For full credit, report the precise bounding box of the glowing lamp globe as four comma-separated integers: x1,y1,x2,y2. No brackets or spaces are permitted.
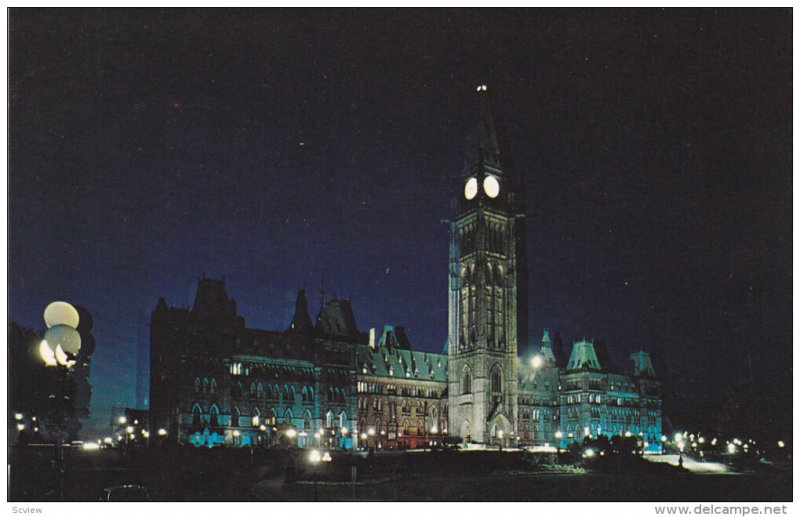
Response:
44,324,82,356
43,301,80,330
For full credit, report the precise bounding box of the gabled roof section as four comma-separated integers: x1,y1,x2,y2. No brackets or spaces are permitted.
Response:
238,328,313,361
356,345,447,383
566,340,602,371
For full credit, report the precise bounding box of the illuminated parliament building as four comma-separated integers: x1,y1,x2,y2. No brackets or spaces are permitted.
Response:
149,87,663,451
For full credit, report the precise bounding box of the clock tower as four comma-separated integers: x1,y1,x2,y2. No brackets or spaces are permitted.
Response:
447,85,526,444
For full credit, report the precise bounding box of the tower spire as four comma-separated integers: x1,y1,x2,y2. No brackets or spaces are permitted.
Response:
462,84,506,180
288,288,313,334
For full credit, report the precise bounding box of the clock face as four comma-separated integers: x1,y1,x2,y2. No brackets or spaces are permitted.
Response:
483,175,500,198
464,177,478,200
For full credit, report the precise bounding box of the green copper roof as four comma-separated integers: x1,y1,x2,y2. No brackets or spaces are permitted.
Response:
566,340,602,371
356,344,447,383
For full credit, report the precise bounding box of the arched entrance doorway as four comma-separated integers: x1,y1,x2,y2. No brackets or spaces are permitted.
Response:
489,414,512,447
459,420,472,444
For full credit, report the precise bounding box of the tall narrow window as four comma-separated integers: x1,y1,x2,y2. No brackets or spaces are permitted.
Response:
491,370,502,394
192,405,201,428
462,371,472,394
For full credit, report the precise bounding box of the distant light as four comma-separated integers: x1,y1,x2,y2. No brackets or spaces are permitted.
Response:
555,431,563,439
83,443,100,450
233,430,241,437
583,449,595,458
430,425,438,434
584,427,590,436
309,449,321,464
625,431,632,438
286,429,297,439
134,420,139,425
341,427,349,435
360,433,367,440
530,355,543,369
698,437,705,444
33,428,39,433
251,416,259,427
380,430,385,436
498,430,504,439
126,426,134,434
368,428,375,436
476,84,488,92
16,424,24,431
778,440,785,448
322,452,332,463
661,435,667,443
259,425,267,431
711,438,717,446
674,433,683,442
157,428,167,436
314,432,321,438
14,413,23,421
727,443,736,454
104,437,113,444
119,416,127,425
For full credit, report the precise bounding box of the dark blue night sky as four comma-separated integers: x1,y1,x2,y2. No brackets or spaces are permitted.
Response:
9,9,792,436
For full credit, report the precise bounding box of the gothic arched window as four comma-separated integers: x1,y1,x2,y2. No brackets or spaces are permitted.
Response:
231,407,240,428
209,405,219,427
192,404,201,428
462,371,472,395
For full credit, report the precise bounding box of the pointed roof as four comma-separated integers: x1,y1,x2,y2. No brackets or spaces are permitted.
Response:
192,277,238,318
566,340,602,371
315,298,359,339
541,328,552,348
630,350,657,378
287,288,313,334
462,85,507,179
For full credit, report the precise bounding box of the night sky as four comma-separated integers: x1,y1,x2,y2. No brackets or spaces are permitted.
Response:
9,9,792,436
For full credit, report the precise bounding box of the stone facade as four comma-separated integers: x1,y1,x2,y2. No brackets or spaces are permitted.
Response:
148,87,662,450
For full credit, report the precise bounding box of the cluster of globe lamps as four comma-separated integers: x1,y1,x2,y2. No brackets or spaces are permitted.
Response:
39,301,81,368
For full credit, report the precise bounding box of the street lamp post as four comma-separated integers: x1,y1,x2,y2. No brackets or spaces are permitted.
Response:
39,301,82,501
